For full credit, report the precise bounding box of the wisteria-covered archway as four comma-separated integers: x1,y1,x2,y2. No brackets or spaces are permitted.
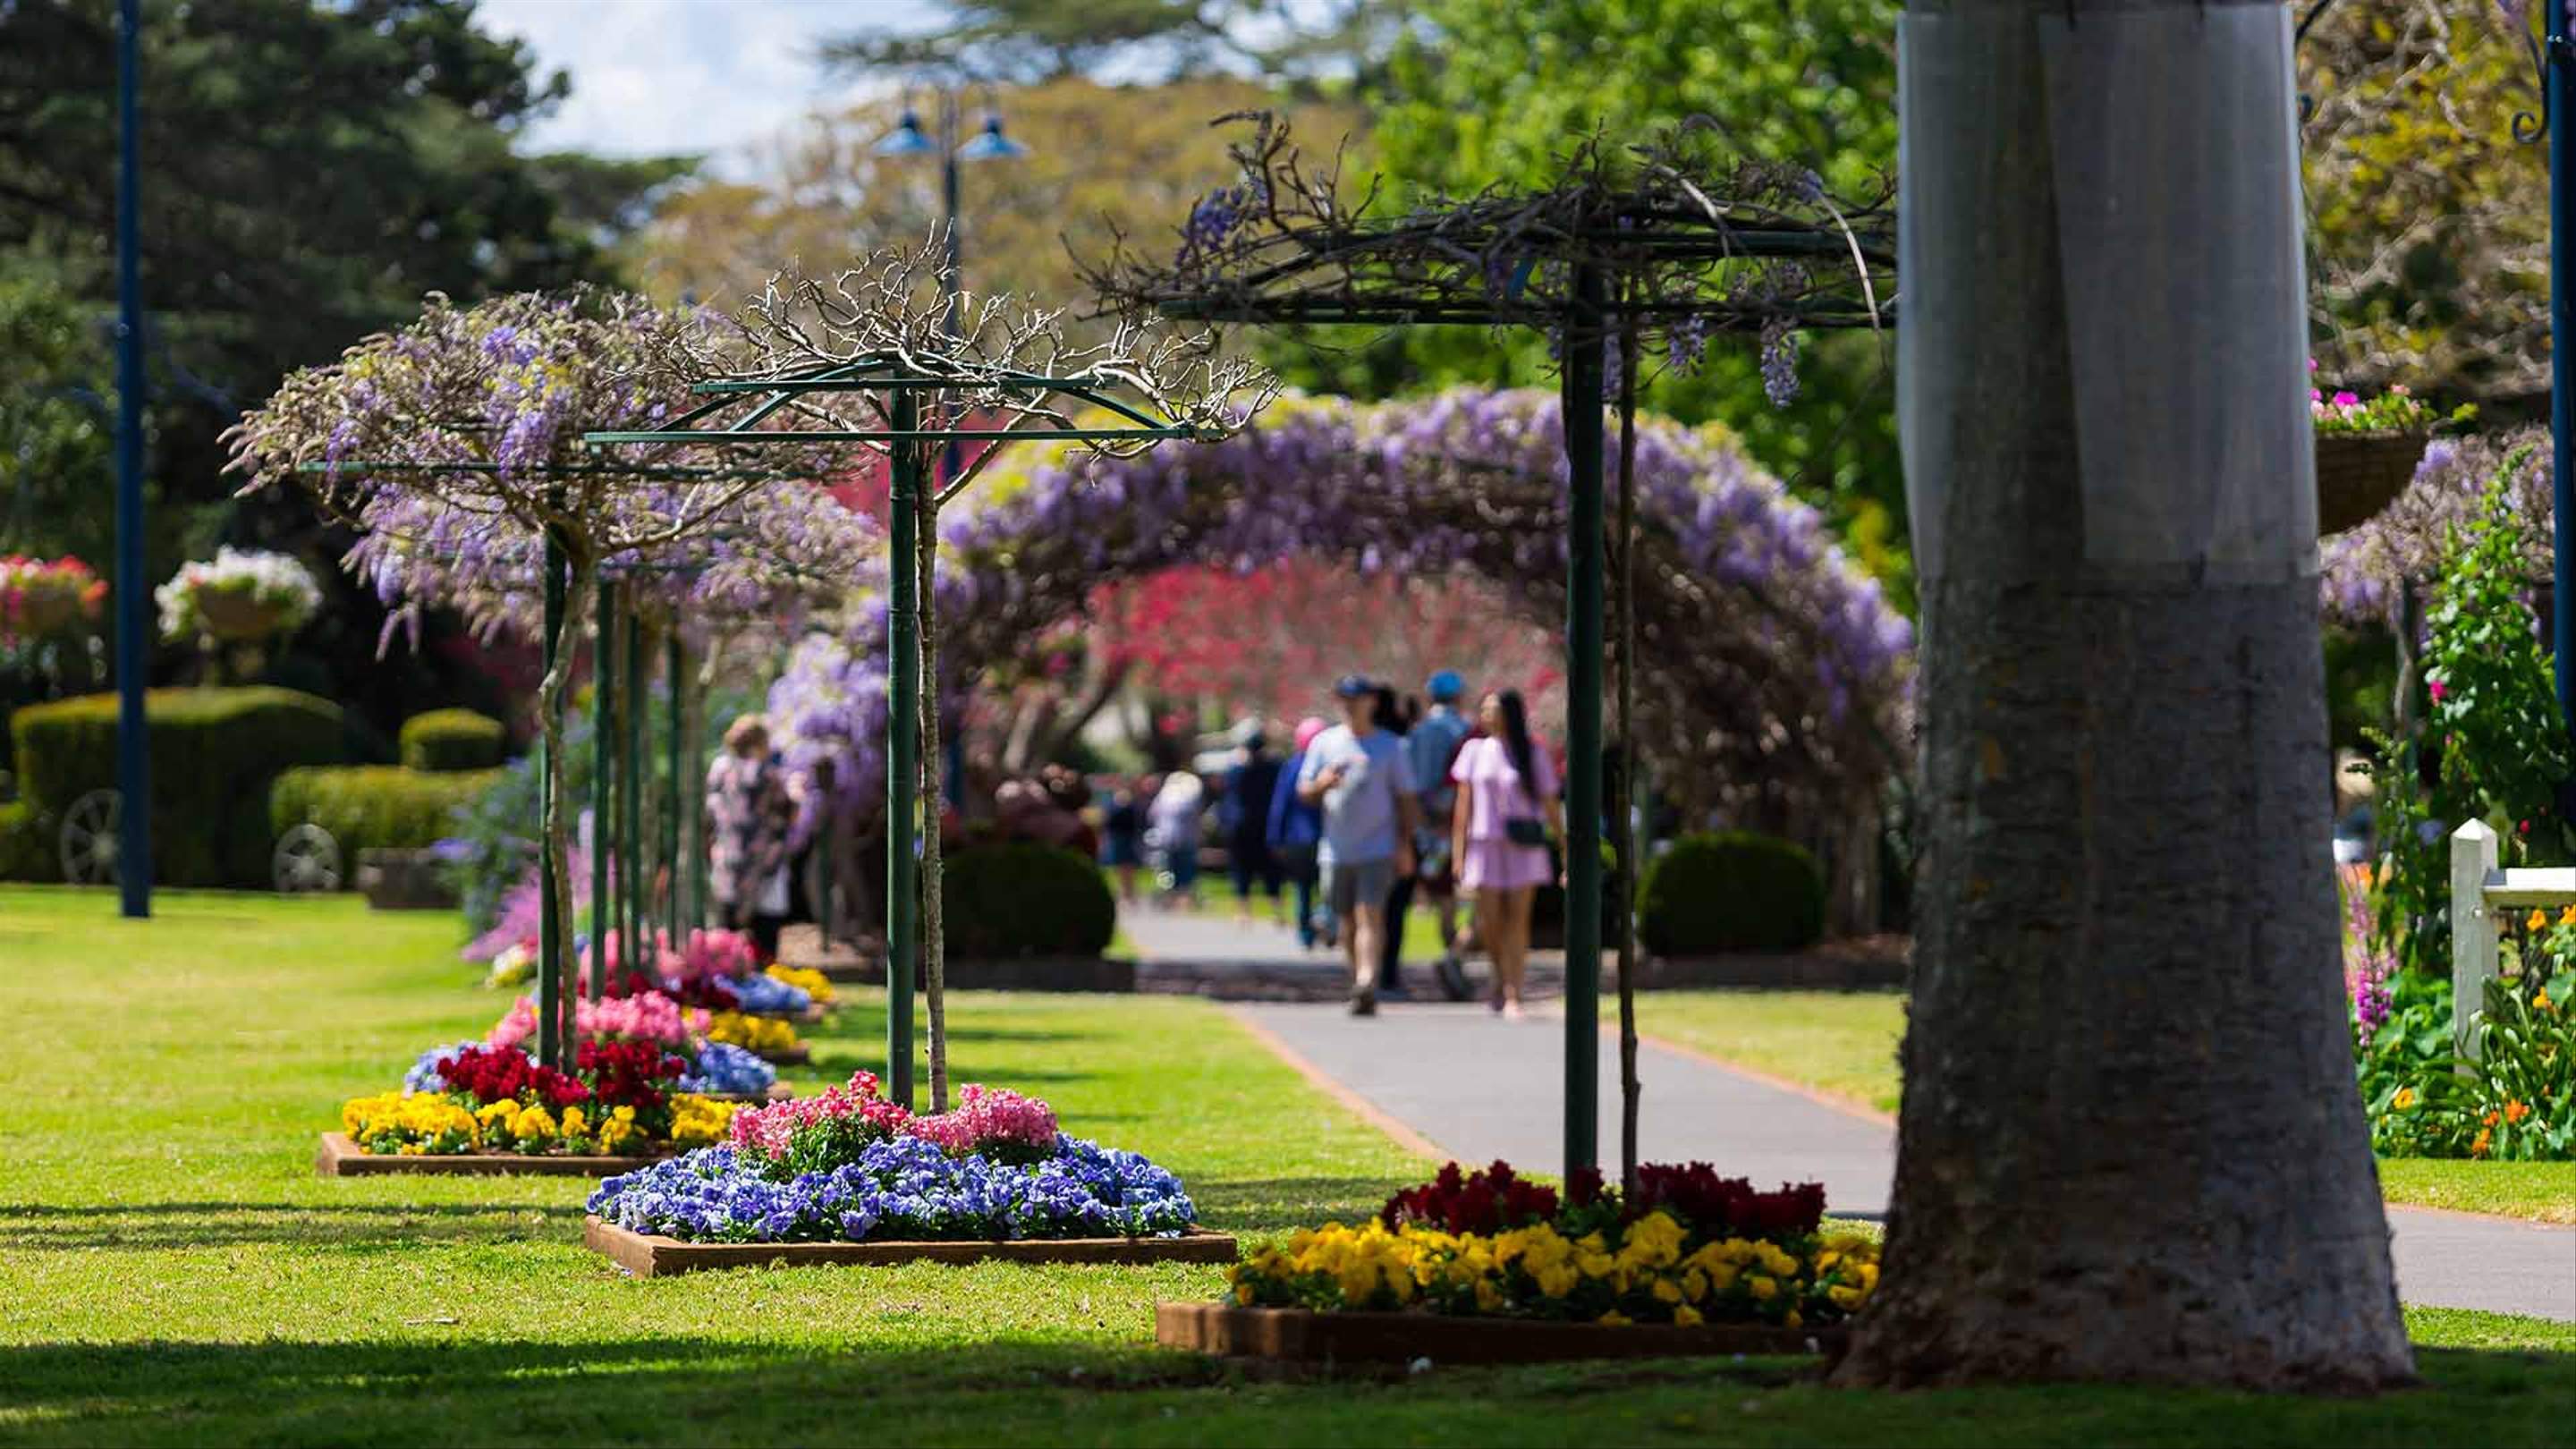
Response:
770,386,1914,868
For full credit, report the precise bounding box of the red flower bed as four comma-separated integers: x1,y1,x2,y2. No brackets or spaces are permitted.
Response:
1382,1159,1826,1241
578,1038,685,1111
436,1045,591,1109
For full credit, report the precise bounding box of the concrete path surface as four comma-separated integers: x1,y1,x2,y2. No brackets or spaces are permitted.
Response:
1233,1000,2576,1323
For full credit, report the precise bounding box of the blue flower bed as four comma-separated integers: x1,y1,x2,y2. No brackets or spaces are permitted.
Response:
587,1136,1197,1244
676,1040,777,1096
724,972,812,1017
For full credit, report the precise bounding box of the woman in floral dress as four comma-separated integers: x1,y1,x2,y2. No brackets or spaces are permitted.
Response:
705,715,794,961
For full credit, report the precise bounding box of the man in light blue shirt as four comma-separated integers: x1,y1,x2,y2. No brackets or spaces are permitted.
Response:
1297,674,1421,1015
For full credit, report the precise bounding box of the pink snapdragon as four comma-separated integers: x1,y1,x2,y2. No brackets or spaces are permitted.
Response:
487,989,707,1051
729,1069,912,1158
908,1084,1060,1157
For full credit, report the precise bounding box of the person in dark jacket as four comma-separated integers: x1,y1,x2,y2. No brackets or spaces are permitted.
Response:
1267,716,1330,949
1223,729,1285,925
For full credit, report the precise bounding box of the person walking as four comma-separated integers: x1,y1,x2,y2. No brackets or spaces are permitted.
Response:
1222,727,1285,925
1450,688,1562,1018
1148,768,1207,909
1298,675,1423,1015
1268,715,1330,949
1099,776,1148,903
1369,685,1421,996
705,714,794,962
1400,669,1475,998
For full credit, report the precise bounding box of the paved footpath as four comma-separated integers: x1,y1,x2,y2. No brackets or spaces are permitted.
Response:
1232,999,2576,1323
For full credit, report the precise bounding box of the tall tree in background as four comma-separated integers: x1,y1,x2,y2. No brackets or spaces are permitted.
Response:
824,0,1411,89
0,0,688,731
1361,0,1911,604
1836,0,2411,1387
627,78,1359,319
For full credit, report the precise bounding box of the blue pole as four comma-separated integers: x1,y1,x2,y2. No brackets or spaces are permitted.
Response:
2552,2,2575,731
113,0,151,919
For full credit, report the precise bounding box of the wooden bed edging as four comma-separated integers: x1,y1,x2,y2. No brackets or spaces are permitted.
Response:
582,1216,1239,1277
315,1132,666,1178
751,1045,811,1066
1153,1301,1841,1364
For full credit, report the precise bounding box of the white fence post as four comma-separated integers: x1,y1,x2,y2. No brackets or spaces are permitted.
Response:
2449,819,2499,1061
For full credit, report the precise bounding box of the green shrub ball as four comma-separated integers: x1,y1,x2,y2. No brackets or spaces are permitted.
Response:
398,708,508,772
942,843,1117,958
1636,831,1826,955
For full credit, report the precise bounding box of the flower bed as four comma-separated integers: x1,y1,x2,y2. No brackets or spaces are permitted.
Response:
321,1041,737,1177
1159,1160,1877,1365
580,1073,1224,1274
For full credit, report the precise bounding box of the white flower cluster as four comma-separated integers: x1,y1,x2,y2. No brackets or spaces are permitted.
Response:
157,546,324,643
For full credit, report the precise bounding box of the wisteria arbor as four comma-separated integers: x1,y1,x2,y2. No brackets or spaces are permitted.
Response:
227,290,863,1066
769,386,1912,889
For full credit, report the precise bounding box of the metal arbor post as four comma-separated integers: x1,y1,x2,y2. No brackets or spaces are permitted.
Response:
623,589,648,969
113,0,151,919
1560,266,1608,1181
665,630,684,946
2553,1,2576,730
886,395,924,1109
590,578,614,996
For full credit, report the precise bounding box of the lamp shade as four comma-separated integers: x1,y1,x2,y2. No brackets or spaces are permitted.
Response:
956,114,1029,162
872,109,936,157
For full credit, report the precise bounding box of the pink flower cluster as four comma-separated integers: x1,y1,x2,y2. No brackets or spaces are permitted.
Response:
674,928,760,984
729,1069,913,1158
487,989,708,1052
725,1072,1062,1161
908,1084,1060,1157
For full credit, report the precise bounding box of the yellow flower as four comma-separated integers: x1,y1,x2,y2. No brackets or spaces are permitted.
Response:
1473,1280,1504,1313
2529,909,2549,931
1597,1311,1631,1327
1650,1277,1683,1305
2539,989,2556,1013
2392,1087,2418,1110
1682,1268,1710,1302
1748,1275,1779,1301
2472,1127,2494,1158
1783,1310,1802,1330
2506,1099,2532,1124
2557,905,2575,927
1673,1305,1703,1327
1576,1250,1616,1280
1828,1285,1866,1310
1537,1265,1579,1300
1234,1281,1258,1306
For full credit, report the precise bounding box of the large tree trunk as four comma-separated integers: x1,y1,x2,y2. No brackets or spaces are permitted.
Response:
1836,0,2412,1390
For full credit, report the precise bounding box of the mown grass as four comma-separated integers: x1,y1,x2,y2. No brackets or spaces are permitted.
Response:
1638,987,2576,1225
0,886,2568,1446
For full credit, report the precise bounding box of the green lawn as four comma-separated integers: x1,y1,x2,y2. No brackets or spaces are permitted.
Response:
1637,989,1907,1116
1,886,2571,1446
1637,987,2576,1226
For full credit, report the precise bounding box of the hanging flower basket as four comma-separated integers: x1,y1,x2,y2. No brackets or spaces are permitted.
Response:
0,555,106,648
157,547,321,648
193,589,297,643
2316,431,2427,537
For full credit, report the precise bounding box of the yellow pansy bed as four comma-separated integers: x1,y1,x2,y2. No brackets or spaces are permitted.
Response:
1158,1159,1879,1365
766,964,836,1006
706,1010,806,1062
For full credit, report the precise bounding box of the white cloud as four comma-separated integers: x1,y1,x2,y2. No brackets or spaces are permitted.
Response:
477,0,928,165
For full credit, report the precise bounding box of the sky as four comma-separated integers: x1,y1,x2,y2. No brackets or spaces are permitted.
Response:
476,0,936,164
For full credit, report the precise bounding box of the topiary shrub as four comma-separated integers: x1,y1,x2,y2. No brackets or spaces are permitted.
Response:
270,765,503,858
11,687,346,886
399,708,507,772
941,843,1117,958
1637,832,1826,955
0,799,54,882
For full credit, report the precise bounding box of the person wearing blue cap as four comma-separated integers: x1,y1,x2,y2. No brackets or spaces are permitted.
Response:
1296,673,1424,1015
1388,669,1474,999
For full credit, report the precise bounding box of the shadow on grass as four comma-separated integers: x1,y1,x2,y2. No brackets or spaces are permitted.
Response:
1186,1174,1413,1232
0,1336,2566,1449
0,1201,575,1251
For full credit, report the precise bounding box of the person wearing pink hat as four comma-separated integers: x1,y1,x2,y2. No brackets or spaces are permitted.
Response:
1267,715,1332,949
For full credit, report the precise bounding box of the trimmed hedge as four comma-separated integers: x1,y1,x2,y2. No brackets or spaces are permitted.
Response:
10,688,346,886
942,842,1118,958
400,708,507,772
0,800,52,882
1637,831,1826,955
270,766,503,858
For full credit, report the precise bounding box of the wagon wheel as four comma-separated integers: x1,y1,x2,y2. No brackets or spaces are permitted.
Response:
272,823,343,894
57,788,122,886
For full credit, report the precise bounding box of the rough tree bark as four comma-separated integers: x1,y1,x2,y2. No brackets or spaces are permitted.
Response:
1835,0,2414,1390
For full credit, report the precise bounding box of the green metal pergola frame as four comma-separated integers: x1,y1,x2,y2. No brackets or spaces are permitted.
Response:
1139,219,1894,1181
586,357,1219,1108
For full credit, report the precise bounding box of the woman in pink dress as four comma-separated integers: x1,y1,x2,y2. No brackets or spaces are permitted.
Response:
1449,689,1563,1017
